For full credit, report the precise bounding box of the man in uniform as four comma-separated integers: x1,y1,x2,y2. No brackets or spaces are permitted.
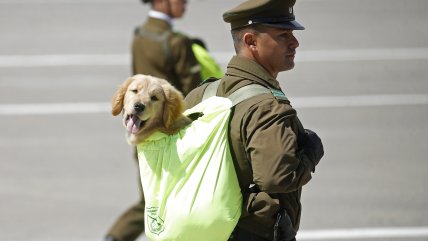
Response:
185,0,324,240
104,0,201,241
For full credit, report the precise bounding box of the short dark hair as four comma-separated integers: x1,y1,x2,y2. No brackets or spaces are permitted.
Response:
231,24,266,53
141,0,152,4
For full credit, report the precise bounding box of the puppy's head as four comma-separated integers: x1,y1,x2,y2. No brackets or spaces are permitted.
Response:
112,74,188,144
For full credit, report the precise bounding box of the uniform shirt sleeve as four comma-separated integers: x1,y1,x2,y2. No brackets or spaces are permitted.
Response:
242,99,314,193
170,36,202,96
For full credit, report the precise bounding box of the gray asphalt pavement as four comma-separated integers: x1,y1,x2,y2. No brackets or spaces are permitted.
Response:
1,0,428,241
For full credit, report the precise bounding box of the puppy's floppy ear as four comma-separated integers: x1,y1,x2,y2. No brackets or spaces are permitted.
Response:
112,77,133,116
162,84,185,129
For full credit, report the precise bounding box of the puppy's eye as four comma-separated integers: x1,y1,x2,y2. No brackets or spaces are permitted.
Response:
130,89,138,94
151,96,158,101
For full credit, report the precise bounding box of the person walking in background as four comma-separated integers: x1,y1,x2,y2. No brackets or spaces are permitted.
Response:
104,0,206,241
184,0,324,240
132,0,201,96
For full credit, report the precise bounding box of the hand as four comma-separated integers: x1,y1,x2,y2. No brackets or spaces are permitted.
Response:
299,129,324,170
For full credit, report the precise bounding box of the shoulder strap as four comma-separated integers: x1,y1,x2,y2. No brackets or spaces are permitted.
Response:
228,84,271,106
202,79,272,106
202,78,221,101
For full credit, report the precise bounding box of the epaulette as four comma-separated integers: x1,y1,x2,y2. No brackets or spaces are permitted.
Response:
270,88,289,102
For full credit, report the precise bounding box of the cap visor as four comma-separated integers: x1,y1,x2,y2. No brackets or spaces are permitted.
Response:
263,20,305,30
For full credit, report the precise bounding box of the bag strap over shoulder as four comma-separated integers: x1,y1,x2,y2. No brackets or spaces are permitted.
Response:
202,78,221,101
228,84,271,106
202,79,273,106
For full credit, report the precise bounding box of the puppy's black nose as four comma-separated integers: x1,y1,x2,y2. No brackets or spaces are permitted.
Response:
134,103,145,113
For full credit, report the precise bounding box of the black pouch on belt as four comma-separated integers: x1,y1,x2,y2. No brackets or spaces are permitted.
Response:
273,209,297,241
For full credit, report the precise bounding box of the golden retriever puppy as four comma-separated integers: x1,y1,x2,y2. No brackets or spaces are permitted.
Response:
111,74,191,144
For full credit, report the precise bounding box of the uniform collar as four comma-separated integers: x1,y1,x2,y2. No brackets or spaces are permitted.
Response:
148,10,173,27
146,16,173,31
226,56,281,90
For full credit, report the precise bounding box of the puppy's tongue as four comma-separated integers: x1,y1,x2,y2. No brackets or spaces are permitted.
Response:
127,115,142,134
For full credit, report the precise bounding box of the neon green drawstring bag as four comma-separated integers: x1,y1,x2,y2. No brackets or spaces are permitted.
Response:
137,96,241,241
136,80,272,241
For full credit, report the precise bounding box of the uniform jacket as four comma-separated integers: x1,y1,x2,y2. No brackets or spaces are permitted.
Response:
132,17,201,95
185,56,316,240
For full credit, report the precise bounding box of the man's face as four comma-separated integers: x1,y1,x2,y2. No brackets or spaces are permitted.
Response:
169,0,187,18
254,27,299,76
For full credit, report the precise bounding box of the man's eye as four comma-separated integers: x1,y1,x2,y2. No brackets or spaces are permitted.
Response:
151,96,158,101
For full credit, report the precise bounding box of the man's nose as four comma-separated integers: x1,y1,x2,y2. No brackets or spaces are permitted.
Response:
291,35,299,49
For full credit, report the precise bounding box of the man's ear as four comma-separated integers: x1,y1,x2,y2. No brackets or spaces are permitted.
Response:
243,32,257,50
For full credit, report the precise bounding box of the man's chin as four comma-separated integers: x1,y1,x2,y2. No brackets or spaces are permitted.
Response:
282,63,295,72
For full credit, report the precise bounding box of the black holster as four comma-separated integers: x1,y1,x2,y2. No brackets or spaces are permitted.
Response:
273,209,296,241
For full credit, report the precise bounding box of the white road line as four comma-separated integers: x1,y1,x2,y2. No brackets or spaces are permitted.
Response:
292,94,428,108
1,48,427,67
1,94,427,116
0,54,128,67
0,0,124,3
27,227,428,241
0,0,422,4
295,48,428,62
297,226,428,240
0,102,110,115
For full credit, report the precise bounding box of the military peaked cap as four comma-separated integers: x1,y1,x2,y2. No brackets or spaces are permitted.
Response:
223,0,304,30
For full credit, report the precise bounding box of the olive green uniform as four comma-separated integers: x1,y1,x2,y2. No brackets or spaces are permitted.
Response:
185,56,318,240
106,16,202,241
132,17,201,95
